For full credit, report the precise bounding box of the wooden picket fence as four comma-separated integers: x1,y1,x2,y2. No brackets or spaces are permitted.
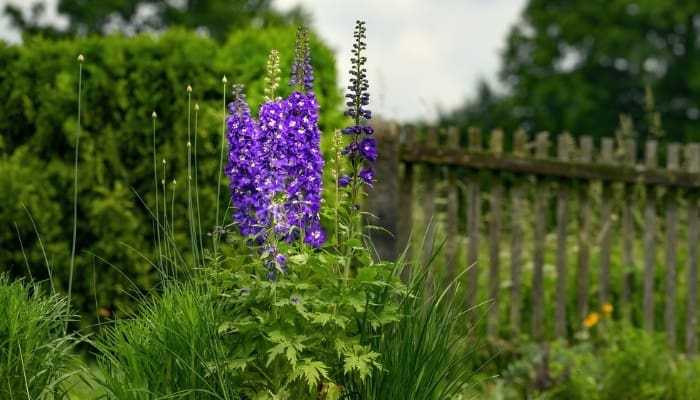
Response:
365,122,700,352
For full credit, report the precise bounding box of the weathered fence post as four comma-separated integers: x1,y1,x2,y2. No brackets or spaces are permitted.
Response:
466,128,483,314
365,121,400,262
664,143,680,349
576,136,593,329
532,131,549,341
555,133,571,338
643,140,658,333
686,144,700,354
599,138,614,305
398,124,416,282
488,129,504,337
621,138,637,323
445,126,461,284
510,129,528,336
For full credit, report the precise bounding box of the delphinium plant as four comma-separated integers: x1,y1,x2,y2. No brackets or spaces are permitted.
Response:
210,23,404,399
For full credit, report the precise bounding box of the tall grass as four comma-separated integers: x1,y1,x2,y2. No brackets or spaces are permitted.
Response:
0,274,81,399
348,238,480,399
91,281,234,399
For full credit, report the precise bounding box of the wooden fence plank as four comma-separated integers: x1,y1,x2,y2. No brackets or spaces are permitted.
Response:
510,130,527,335
445,127,460,283
577,136,593,328
399,145,700,188
664,143,680,349
643,140,658,332
466,128,482,313
686,144,700,354
488,130,504,336
555,134,571,338
533,132,549,340
398,125,416,283
599,138,614,305
422,126,438,294
622,138,637,323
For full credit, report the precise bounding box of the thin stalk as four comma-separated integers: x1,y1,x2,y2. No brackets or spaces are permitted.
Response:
68,54,84,319
214,77,228,268
171,179,177,279
186,85,198,268
162,161,171,277
152,111,162,271
194,104,204,270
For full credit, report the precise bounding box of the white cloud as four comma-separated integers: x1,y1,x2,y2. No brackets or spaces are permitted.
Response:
275,0,526,122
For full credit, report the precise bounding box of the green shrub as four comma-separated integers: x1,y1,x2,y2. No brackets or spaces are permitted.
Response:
0,27,340,326
0,273,81,399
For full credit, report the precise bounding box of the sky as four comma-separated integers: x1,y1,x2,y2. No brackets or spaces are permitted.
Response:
0,0,527,122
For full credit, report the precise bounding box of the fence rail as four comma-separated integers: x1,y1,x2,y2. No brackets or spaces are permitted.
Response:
366,122,700,352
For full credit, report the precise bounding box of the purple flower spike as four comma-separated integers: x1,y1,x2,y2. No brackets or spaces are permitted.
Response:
340,20,376,192
225,26,326,252
290,25,314,91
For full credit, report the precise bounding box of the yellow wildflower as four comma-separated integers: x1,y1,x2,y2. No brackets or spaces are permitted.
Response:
583,312,600,329
602,303,613,317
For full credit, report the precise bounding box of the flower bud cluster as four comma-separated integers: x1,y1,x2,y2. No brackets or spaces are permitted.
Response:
340,20,375,188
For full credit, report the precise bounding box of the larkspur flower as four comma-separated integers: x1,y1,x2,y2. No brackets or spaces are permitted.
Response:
224,84,272,239
225,25,326,274
359,167,375,187
340,20,375,188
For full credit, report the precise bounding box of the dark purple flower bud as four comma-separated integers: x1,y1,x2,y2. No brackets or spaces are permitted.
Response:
363,125,374,134
268,271,277,281
342,142,358,157
359,167,375,187
291,296,300,304
338,174,351,187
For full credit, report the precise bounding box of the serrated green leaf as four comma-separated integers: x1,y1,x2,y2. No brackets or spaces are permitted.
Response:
343,346,381,382
267,330,286,342
266,342,287,367
289,253,309,265
311,312,333,326
285,345,299,368
226,356,255,372
348,295,366,312
292,359,328,388
217,321,235,335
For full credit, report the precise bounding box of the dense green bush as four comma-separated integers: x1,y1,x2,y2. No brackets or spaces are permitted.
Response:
0,27,341,326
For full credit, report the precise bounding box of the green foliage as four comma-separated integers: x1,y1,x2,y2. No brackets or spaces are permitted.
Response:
0,273,81,399
4,0,306,42
0,27,340,328
443,1,700,142
207,240,403,398
471,320,700,400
